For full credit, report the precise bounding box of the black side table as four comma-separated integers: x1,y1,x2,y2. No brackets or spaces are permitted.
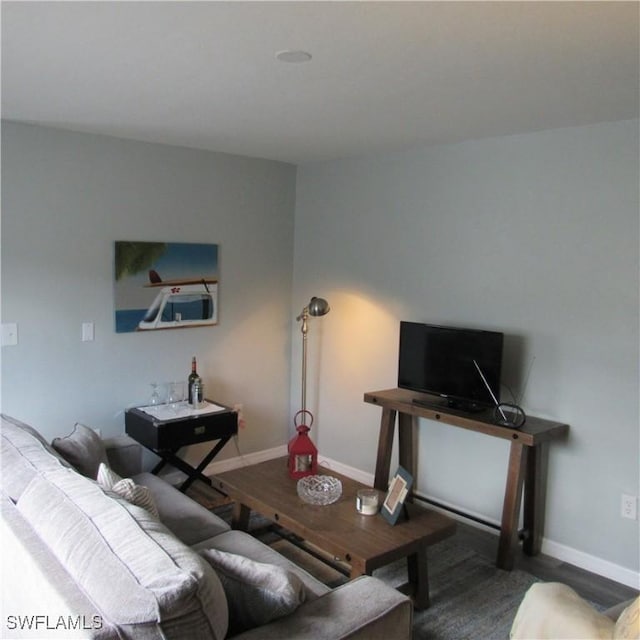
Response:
125,400,238,492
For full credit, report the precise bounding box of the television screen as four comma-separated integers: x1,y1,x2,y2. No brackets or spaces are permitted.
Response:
398,321,504,410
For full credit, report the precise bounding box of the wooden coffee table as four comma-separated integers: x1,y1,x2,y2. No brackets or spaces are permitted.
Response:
211,457,456,609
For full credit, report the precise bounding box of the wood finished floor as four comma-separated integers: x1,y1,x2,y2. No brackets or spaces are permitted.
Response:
454,520,639,608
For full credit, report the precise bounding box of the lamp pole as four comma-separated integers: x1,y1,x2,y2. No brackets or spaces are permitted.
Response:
296,297,330,416
300,307,309,414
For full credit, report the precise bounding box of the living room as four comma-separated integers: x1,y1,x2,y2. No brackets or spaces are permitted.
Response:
1,0,638,625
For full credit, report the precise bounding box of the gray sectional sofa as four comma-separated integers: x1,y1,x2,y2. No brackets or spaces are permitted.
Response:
0,414,412,639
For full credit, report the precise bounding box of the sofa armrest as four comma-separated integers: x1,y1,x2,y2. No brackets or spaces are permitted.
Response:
104,436,143,477
232,575,412,640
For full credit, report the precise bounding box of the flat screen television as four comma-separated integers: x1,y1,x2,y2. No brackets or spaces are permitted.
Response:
397,321,504,411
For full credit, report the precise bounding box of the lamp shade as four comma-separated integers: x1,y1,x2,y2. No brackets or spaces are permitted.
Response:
307,297,330,317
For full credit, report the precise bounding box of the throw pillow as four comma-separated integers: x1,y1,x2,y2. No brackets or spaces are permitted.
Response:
96,461,121,487
199,547,306,635
510,582,614,639
97,462,159,519
615,597,639,640
51,423,108,479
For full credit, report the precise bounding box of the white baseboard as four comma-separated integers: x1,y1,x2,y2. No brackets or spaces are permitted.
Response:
316,456,374,485
540,539,640,590
158,445,287,486
166,447,639,589
205,445,288,475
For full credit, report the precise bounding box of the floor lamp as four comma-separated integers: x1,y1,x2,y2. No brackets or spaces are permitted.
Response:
288,296,330,479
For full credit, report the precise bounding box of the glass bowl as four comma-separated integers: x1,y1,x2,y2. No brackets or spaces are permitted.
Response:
297,475,342,506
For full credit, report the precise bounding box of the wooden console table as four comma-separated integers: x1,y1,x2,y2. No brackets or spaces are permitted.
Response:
364,388,569,570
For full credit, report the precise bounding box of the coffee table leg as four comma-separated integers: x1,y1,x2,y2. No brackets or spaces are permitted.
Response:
349,552,430,610
231,502,251,531
407,546,429,610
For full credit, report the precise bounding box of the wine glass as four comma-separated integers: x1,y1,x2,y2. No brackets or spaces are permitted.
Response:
149,382,164,406
168,382,185,413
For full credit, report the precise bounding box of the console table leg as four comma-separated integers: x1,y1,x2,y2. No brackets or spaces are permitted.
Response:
398,412,418,480
374,408,397,490
497,441,527,570
523,442,548,556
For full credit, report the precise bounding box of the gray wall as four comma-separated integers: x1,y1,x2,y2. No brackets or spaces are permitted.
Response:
292,119,639,580
1,121,297,464
2,118,638,583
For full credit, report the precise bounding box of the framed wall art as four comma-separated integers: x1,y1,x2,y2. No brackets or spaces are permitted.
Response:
114,241,218,333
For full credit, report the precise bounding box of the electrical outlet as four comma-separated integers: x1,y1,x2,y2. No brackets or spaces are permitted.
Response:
621,494,637,520
233,404,246,429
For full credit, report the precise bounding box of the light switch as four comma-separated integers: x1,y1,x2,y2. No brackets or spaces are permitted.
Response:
82,322,94,342
1,323,18,347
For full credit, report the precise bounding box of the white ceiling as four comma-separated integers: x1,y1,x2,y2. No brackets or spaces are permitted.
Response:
2,1,638,165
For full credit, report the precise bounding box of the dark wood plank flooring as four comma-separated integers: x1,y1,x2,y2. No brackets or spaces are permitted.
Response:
455,520,638,609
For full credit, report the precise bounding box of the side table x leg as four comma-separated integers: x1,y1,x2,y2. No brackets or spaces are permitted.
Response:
150,436,234,492
179,436,233,491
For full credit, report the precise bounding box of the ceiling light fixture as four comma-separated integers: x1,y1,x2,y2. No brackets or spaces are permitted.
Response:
275,49,312,64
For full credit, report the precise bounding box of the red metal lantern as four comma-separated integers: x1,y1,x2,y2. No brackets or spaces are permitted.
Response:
288,410,318,479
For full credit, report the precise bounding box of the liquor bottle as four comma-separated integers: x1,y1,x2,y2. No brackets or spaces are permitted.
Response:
188,356,202,405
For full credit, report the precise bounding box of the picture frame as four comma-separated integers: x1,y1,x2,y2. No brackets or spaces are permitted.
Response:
380,465,413,525
114,241,219,333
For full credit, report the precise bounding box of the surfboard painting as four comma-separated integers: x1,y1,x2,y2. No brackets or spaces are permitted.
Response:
114,241,219,333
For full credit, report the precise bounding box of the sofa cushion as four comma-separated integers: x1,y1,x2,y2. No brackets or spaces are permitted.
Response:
1,492,121,639
132,472,230,546
200,547,306,636
104,435,143,477
17,468,228,640
1,414,71,501
510,582,614,639
52,422,108,478
1,414,54,449
97,463,159,519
